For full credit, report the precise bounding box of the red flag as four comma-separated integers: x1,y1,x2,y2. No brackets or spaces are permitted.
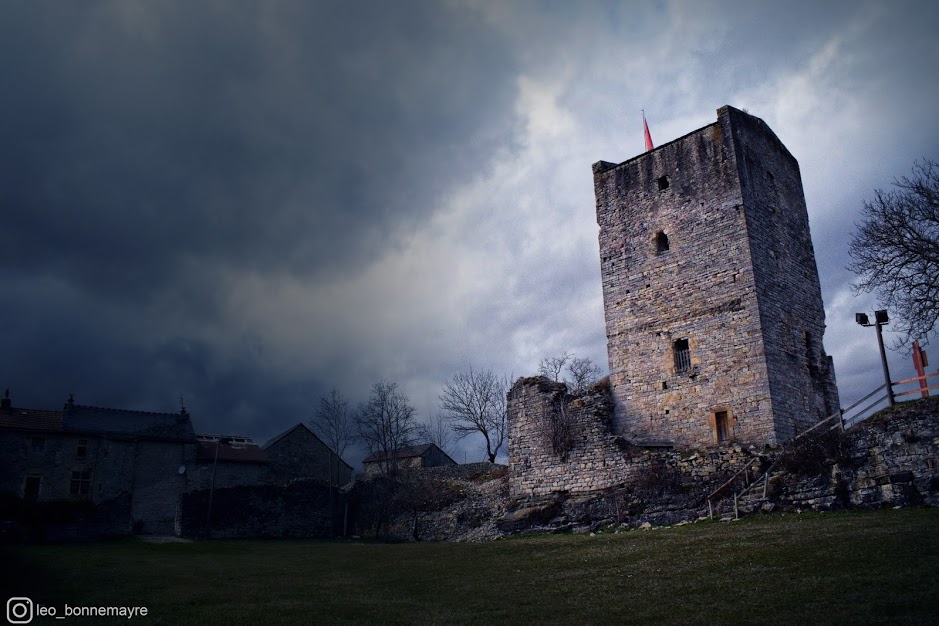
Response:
643,112,654,151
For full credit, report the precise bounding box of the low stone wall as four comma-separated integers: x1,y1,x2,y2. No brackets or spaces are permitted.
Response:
178,479,341,538
422,462,505,480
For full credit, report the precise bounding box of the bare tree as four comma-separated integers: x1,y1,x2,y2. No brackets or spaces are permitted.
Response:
310,388,355,488
849,159,939,349
538,352,571,381
439,366,508,463
539,352,604,393
356,380,419,477
567,357,603,393
418,413,454,456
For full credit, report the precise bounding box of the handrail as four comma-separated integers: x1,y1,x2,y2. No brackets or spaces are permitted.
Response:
841,383,887,414
706,451,765,519
708,374,934,520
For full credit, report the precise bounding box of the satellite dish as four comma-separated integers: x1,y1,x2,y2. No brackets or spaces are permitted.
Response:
178,465,186,475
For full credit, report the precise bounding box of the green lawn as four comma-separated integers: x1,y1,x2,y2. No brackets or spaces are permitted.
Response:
3,508,937,625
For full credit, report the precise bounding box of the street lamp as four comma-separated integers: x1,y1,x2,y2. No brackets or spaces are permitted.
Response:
855,309,895,406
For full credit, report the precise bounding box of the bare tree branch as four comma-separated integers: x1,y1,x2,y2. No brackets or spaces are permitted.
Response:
417,413,454,456
356,380,419,477
849,158,939,351
439,366,508,463
567,357,603,393
538,352,571,381
539,352,604,393
310,388,355,487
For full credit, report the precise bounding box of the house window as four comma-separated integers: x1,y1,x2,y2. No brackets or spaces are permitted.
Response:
76,439,87,458
31,437,45,453
24,475,41,501
673,339,691,373
70,469,91,496
657,175,670,191
655,231,670,254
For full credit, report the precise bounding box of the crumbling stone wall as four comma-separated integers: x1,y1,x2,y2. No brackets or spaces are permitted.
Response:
593,105,838,448
507,377,755,497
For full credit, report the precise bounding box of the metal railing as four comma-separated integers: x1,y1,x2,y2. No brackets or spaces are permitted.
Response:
704,371,936,520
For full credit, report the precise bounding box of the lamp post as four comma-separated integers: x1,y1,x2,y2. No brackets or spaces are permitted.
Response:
855,310,895,407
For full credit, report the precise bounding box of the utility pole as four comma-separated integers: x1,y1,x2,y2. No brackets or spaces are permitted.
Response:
205,436,230,538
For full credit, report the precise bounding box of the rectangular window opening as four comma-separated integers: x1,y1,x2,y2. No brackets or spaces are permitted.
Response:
70,469,91,496
657,175,670,191
673,339,691,373
76,439,87,458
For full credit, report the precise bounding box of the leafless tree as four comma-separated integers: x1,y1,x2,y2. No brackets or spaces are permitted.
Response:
310,388,355,488
439,366,508,463
849,159,939,350
567,357,603,393
356,380,419,477
539,352,604,392
417,413,455,456
538,352,571,381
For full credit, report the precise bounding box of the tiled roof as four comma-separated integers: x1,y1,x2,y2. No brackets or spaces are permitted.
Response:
195,439,269,463
63,404,195,441
362,443,435,464
0,407,64,432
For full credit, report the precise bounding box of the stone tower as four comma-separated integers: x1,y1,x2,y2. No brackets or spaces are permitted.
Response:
593,105,839,447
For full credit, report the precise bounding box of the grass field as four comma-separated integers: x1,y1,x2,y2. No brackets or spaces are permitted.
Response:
3,508,938,625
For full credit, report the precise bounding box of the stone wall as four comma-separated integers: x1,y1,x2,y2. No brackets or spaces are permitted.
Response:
592,105,838,448
187,460,271,491
726,107,840,440
178,479,339,539
507,376,755,498
765,397,939,511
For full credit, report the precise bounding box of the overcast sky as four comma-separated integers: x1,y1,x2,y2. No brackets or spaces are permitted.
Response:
3,0,937,466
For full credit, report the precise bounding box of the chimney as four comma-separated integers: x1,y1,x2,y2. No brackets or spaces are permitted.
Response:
1,389,10,411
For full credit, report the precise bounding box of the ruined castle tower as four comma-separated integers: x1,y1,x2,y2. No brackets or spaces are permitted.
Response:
593,105,839,447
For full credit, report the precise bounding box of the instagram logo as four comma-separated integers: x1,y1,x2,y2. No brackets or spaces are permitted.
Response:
6,598,32,624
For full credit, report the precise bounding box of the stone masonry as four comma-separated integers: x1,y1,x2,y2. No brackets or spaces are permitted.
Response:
507,377,756,497
593,105,839,447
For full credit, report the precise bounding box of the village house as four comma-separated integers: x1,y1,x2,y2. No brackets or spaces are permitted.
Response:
0,391,354,537
263,423,353,486
0,392,196,535
361,443,456,477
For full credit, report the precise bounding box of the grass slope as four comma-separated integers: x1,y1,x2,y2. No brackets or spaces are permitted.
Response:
3,508,937,625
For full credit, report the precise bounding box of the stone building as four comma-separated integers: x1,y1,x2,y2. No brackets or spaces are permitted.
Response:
263,423,353,486
593,105,839,447
1,393,357,538
361,443,456,477
0,392,197,535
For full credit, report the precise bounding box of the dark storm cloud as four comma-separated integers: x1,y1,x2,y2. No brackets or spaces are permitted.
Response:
0,2,518,301
0,1,520,437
